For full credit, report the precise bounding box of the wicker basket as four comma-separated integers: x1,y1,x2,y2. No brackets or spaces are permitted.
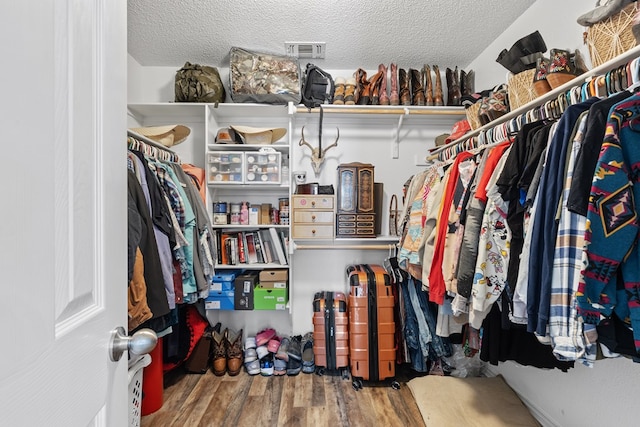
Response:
465,102,482,130
507,69,537,110
585,3,638,68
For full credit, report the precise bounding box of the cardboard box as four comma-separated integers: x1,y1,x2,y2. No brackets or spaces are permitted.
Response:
234,272,258,310
260,203,272,224
205,290,235,310
259,269,288,289
210,269,243,292
254,286,288,310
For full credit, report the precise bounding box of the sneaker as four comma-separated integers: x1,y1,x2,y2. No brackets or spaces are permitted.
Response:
286,357,302,376
244,336,256,350
267,336,281,353
260,355,274,376
276,336,290,362
256,345,269,360
287,335,302,361
273,358,287,376
244,348,258,363
245,359,260,376
301,332,315,374
256,328,276,347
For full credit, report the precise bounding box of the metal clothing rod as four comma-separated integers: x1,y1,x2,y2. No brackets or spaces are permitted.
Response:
127,129,181,163
429,44,640,156
295,244,396,250
295,105,464,116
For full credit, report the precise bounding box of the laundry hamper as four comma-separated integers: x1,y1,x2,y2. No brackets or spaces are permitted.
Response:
584,2,638,67
128,354,152,427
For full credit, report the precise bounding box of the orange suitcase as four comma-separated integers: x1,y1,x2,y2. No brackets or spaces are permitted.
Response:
312,291,350,378
347,264,398,390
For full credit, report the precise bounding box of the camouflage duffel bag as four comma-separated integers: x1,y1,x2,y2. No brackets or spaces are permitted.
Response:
175,62,226,103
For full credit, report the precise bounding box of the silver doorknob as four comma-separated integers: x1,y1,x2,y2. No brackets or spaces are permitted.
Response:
109,326,157,362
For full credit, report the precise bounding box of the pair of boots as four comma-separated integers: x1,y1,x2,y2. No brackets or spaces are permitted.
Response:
445,67,475,106
212,327,243,376
393,66,438,106
496,30,548,75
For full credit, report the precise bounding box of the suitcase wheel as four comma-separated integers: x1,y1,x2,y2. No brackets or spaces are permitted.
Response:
391,380,400,390
315,367,325,376
352,378,363,391
340,367,350,381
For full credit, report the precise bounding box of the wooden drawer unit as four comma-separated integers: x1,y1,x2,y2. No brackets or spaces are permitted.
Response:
292,195,335,240
336,162,376,237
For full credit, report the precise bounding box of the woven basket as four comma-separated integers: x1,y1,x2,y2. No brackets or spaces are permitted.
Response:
507,69,537,110
465,102,482,130
585,3,638,68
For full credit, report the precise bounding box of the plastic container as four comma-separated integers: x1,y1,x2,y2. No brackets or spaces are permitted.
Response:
128,354,152,427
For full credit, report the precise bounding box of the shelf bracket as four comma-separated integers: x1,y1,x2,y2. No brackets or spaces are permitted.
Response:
393,108,409,159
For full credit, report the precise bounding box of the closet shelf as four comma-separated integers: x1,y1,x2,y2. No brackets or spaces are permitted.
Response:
293,236,400,250
431,44,640,155
128,103,207,121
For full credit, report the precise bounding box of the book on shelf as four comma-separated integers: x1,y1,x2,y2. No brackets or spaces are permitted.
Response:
245,232,259,264
277,229,289,264
252,231,265,264
269,228,288,265
237,232,247,264
257,230,274,264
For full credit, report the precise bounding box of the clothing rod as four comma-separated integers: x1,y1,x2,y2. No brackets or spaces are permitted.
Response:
127,129,177,154
429,44,640,156
294,244,396,250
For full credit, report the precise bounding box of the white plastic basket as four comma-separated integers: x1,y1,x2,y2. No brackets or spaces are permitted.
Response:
128,354,152,427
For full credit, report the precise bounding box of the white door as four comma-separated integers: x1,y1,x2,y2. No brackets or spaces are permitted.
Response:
0,1,128,425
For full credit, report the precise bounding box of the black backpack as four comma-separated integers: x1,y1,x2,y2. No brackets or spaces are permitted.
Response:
301,63,334,108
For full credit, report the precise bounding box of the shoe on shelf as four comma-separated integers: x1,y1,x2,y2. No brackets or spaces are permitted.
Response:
245,359,260,376
267,336,281,354
286,357,302,376
245,336,256,350
274,358,287,376
256,327,276,347
260,355,274,376
287,335,302,361
276,336,290,361
301,332,315,374
244,347,257,363
211,328,227,376
333,77,346,105
226,328,243,376
256,345,270,360
344,78,356,105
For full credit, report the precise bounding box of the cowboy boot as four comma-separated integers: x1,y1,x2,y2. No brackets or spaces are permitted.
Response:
433,65,444,106
409,69,425,106
368,70,384,105
399,68,411,106
212,328,227,376
378,64,390,105
354,68,369,105
446,67,461,106
344,77,356,105
226,328,243,376
422,65,434,106
462,69,475,96
333,77,346,105
389,63,399,106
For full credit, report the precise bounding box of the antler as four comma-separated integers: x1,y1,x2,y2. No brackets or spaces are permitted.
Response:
298,126,339,174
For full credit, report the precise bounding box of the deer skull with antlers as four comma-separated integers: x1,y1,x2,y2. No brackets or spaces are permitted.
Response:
298,125,339,174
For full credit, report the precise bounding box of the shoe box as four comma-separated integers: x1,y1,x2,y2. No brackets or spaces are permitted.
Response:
258,269,288,289
234,271,258,310
210,269,244,292
206,269,243,310
254,284,289,310
205,290,235,310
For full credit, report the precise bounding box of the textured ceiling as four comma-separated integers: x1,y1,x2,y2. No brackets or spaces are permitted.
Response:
128,0,536,70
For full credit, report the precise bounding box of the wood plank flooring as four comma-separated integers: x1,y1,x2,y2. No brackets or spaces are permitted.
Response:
141,367,426,427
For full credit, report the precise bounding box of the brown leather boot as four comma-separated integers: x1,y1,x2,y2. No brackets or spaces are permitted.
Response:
378,64,390,105
423,65,434,106
389,63,399,106
446,67,461,106
368,70,384,105
344,77,356,105
462,69,475,96
333,77,346,105
410,69,425,106
399,68,411,106
226,328,243,376
212,328,227,376
354,68,369,105
433,65,444,106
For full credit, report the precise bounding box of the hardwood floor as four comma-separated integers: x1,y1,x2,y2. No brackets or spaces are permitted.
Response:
141,367,426,427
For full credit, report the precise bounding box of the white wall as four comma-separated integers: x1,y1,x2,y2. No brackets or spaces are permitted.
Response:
468,1,640,426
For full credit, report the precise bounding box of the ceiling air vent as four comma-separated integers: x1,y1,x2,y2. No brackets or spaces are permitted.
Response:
285,42,326,59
